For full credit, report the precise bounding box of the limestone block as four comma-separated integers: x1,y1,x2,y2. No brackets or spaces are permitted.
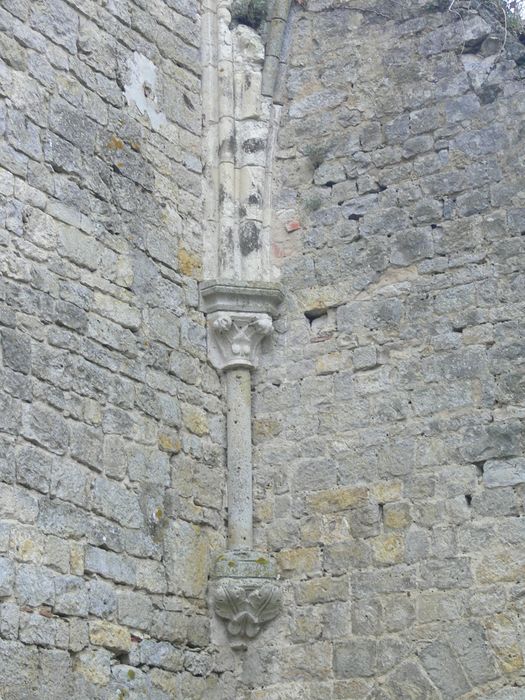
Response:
307,487,368,514
15,563,55,607
91,477,143,529
483,458,525,488
371,534,405,565
486,614,524,674
295,576,348,605
117,589,154,631
133,639,184,672
235,120,267,169
21,402,69,455
419,641,470,697
0,602,19,640
334,639,377,678
164,521,208,597
89,620,131,652
0,557,15,597
0,328,31,373
276,547,321,578
75,648,112,686
84,547,136,586
88,579,117,619
54,575,88,616
19,612,60,647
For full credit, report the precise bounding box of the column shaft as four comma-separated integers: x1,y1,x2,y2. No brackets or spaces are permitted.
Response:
225,367,253,549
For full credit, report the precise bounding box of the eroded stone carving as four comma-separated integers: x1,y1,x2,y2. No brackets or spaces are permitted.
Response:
214,581,281,641
210,550,281,648
207,311,274,370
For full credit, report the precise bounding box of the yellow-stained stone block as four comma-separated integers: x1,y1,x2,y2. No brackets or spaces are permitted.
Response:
182,406,209,436
178,248,202,278
276,547,321,578
253,417,281,440
295,576,348,605
333,679,374,699
383,504,411,529
497,643,524,673
371,534,404,564
370,481,402,503
150,668,178,695
158,432,182,453
89,620,131,652
315,352,341,375
487,614,524,673
301,514,352,546
308,487,368,514
106,134,124,150
10,530,43,563
254,498,273,523
74,649,111,686
476,550,525,584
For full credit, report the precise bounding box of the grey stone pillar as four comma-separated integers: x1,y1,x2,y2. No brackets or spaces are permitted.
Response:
200,281,283,647
226,367,253,549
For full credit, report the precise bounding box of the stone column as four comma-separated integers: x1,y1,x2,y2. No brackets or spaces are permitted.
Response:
200,281,283,647
226,367,254,549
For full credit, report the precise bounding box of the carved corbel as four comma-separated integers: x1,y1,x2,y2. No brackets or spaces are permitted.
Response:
210,550,282,648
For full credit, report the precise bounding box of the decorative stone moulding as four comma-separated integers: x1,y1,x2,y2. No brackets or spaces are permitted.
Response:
200,280,284,317
210,550,281,648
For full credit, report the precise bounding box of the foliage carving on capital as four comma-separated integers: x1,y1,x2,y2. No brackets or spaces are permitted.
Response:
207,311,274,370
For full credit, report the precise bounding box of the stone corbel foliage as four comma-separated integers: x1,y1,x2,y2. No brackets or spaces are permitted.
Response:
208,311,274,370
210,550,282,648
214,581,281,641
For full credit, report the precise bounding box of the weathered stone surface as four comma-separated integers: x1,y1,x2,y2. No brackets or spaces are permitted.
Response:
0,0,524,695
483,458,525,488
89,620,131,652
75,648,112,686
16,563,55,607
418,641,470,697
84,547,136,586
164,521,208,597
0,557,15,597
117,589,154,631
333,639,377,678
88,578,117,619
54,575,89,617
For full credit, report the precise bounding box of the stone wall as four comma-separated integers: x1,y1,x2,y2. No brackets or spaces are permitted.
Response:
250,1,525,698
0,0,231,697
2,0,525,698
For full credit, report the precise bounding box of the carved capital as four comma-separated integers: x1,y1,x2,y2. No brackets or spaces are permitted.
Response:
200,280,283,371
207,311,274,370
